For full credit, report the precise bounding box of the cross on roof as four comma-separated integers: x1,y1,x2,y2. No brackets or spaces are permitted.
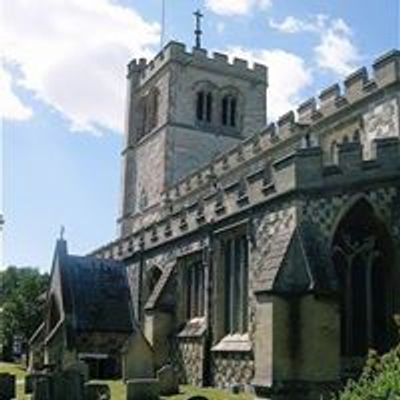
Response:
193,9,203,49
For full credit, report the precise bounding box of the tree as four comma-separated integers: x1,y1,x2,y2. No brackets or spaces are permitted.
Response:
0,266,49,360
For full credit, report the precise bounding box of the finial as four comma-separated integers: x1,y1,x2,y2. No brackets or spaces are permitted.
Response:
60,225,65,240
193,9,204,49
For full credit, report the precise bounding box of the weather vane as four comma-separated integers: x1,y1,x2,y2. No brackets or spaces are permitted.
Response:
193,9,204,49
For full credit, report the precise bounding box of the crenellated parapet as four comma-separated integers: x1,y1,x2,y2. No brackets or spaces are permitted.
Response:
91,137,400,261
127,41,268,86
297,49,399,124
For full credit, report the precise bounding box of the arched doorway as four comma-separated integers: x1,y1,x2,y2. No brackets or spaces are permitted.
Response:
331,199,395,361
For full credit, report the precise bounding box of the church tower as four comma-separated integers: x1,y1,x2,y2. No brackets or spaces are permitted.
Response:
119,41,268,236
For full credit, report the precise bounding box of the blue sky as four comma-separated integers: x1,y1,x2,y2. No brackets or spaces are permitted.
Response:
1,0,399,270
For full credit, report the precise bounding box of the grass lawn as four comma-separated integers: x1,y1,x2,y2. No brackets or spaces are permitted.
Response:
0,362,28,399
0,363,252,400
104,379,252,399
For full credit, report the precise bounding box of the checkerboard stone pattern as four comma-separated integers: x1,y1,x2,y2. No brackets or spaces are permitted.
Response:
300,186,399,242
171,337,205,387
211,351,254,388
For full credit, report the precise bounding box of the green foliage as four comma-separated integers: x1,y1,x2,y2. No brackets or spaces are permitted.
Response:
336,347,400,400
0,266,49,359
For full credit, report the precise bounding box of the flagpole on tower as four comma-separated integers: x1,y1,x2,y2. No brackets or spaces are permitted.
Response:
160,0,166,49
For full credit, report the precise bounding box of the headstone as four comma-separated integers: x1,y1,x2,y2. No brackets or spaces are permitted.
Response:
126,378,159,400
157,364,179,395
0,373,15,400
32,375,52,400
53,370,84,400
185,396,209,400
85,382,111,400
25,373,45,394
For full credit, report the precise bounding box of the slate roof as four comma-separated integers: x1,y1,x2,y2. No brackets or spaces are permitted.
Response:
255,222,338,294
51,239,134,336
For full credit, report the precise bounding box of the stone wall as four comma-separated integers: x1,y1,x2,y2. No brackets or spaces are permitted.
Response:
211,351,254,388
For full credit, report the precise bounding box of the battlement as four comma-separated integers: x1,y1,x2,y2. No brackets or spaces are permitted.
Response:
92,137,399,260
143,49,399,205
127,41,268,86
297,49,399,123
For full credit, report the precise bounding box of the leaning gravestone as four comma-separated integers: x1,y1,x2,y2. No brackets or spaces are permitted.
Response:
157,364,179,395
85,382,111,400
0,373,15,400
126,378,160,400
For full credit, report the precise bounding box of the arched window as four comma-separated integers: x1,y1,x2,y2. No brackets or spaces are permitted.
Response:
331,199,395,359
221,94,238,128
196,90,213,123
196,91,204,121
206,92,213,122
230,97,237,127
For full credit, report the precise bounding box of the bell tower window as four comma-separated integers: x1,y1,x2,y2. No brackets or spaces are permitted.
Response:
196,91,205,121
196,90,213,123
206,92,213,122
221,94,238,128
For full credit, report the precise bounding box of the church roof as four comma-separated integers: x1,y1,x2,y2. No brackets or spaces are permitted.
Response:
255,222,338,295
62,254,133,333
51,239,134,335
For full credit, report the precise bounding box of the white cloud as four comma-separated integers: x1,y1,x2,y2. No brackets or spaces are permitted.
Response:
1,0,160,134
315,19,359,75
227,47,312,120
205,0,272,16
269,15,359,76
269,15,327,34
0,63,33,121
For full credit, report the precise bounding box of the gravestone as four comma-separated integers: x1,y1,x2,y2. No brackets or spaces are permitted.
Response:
157,364,179,395
0,373,15,400
85,382,111,400
185,396,209,400
126,378,159,400
32,375,52,400
53,370,84,400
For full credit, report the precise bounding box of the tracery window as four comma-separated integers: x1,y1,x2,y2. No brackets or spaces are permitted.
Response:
222,232,249,334
185,260,205,319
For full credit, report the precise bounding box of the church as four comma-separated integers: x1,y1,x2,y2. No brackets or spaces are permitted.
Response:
31,29,400,399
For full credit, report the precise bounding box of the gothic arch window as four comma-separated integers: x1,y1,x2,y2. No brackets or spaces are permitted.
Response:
331,199,395,359
219,87,242,132
221,94,238,127
219,229,249,335
195,88,214,123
